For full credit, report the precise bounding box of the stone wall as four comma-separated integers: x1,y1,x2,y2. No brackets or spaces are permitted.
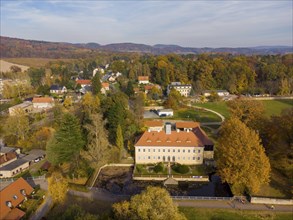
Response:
250,197,293,205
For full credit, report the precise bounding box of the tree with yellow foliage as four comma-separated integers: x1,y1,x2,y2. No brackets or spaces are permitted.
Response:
112,186,186,220
217,117,271,195
48,171,68,204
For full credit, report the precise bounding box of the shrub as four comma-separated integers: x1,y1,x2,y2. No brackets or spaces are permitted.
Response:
154,163,164,173
172,163,189,174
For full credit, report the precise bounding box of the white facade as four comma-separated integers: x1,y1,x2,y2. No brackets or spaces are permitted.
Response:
135,146,204,165
203,90,230,97
168,82,192,97
158,109,174,117
33,102,54,109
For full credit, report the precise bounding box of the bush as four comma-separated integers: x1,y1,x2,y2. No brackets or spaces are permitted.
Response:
154,163,164,173
172,163,189,174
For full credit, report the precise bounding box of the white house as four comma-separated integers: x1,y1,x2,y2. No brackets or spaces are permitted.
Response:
167,82,192,97
50,85,67,94
138,76,149,84
203,90,230,97
157,109,174,117
101,82,110,94
135,123,214,165
32,97,55,109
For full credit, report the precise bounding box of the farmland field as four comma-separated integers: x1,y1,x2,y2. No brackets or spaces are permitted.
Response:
3,58,74,68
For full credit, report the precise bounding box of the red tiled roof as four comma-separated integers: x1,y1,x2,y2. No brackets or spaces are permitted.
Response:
138,76,149,81
144,85,153,90
176,122,200,129
102,82,109,88
144,120,164,127
0,152,17,166
3,208,25,220
76,80,91,85
192,127,214,145
135,130,205,147
0,178,34,220
32,97,54,103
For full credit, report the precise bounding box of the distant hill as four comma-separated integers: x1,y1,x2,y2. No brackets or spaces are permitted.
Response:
0,36,292,58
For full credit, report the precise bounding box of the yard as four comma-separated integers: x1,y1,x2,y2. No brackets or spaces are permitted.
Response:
193,99,293,118
174,108,222,123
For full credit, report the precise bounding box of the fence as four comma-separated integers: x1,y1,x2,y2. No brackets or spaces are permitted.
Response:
0,175,45,182
172,196,233,201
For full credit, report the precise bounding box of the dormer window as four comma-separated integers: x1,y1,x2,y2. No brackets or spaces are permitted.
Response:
20,189,26,196
146,139,151,143
13,195,18,200
6,201,12,208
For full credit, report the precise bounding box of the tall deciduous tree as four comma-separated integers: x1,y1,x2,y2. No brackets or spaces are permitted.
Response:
82,113,110,168
46,113,84,165
48,171,68,204
112,186,186,220
217,117,271,195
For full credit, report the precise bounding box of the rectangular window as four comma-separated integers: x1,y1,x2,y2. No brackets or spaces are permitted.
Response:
188,150,190,153
193,157,195,160
163,149,165,152
153,156,156,159
168,149,170,152
148,149,150,152
173,149,175,152
193,150,195,153
138,149,140,152
158,149,160,152
183,150,185,153
158,156,160,160
143,149,145,152
153,149,155,152
198,150,201,153
198,157,200,160
178,149,180,153
148,156,150,159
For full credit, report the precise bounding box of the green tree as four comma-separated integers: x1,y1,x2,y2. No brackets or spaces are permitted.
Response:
91,73,101,95
28,67,45,87
116,124,124,159
217,118,271,195
112,186,186,220
82,113,110,168
48,171,68,204
46,113,85,165
165,88,182,110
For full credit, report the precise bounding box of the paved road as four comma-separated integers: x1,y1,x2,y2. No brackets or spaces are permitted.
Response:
176,200,293,212
29,196,53,220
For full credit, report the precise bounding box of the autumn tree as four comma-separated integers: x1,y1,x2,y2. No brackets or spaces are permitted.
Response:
227,98,265,130
165,88,182,110
82,113,110,168
5,109,30,145
217,117,271,195
31,127,53,149
112,186,186,220
46,113,84,165
48,171,68,204
81,92,100,115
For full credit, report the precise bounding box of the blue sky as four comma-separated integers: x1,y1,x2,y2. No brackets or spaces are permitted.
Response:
1,0,292,47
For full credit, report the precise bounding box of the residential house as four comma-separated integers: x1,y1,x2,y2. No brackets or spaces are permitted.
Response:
144,120,164,132
0,146,21,156
167,82,192,97
0,159,30,178
101,82,110,94
76,79,92,94
50,85,67,94
138,76,149,84
32,97,55,109
135,123,213,165
0,177,34,220
203,90,230,97
8,102,33,116
157,109,174,117
0,152,17,168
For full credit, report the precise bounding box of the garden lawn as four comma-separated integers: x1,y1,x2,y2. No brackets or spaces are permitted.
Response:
193,99,293,118
174,108,222,122
179,207,293,220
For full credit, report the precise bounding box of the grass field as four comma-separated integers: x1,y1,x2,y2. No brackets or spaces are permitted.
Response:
193,99,293,118
3,58,74,68
179,207,293,220
174,108,222,122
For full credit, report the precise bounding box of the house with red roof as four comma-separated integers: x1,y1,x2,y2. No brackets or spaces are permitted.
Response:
0,177,34,220
138,76,149,84
32,97,55,109
135,122,214,164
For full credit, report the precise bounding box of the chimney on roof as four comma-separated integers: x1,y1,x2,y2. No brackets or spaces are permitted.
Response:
176,129,180,133
166,124,171,135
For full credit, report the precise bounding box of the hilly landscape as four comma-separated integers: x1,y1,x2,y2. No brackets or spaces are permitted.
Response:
1,36,292,58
